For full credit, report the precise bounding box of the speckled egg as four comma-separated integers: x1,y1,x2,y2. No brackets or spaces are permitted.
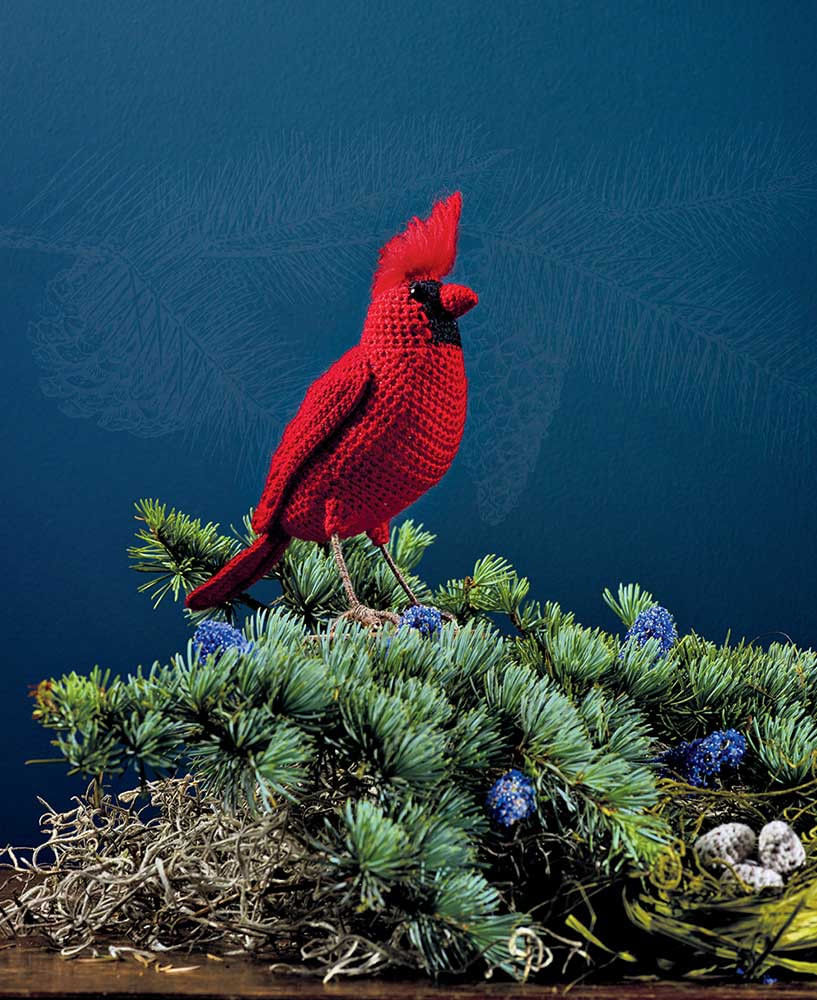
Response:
758,821,806,875
720,862,784,893
693,823,757,869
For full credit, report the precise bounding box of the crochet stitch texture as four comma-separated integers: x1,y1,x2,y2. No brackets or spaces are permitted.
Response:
186,193,476,611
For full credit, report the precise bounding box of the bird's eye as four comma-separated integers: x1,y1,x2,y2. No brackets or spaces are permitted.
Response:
409,281,428,302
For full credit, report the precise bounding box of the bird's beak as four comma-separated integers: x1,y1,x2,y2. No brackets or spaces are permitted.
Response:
440,283,478,318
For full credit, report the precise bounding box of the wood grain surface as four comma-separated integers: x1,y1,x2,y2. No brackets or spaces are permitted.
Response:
1,942,815,1000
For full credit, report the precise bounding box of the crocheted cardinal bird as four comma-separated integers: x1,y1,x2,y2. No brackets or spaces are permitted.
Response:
186,191,477,626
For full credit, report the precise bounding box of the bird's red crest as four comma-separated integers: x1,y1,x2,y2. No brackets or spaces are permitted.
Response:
371,191,462,298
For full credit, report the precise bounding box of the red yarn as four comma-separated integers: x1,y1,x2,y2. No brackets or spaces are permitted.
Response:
186,191,476,611
371,191,462,297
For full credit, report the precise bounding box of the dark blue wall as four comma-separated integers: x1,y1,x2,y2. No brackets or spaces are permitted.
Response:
2,1,816,847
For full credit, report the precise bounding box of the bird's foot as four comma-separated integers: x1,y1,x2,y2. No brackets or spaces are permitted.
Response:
339,602,400,630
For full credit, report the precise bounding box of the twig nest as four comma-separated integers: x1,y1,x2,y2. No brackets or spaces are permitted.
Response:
693,823,757,869
720,861,784,894
758,820,806,875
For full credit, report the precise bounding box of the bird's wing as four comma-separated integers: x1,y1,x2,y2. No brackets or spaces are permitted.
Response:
251,347,373,534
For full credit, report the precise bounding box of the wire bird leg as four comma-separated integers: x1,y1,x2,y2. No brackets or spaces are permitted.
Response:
377,544,419,605
330,535,399,629
377,543,457,626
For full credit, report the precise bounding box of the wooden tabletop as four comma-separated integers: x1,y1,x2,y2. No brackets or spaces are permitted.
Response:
1,941,816,1000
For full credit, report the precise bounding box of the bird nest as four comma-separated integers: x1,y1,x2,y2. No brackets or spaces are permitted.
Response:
623,838,817,980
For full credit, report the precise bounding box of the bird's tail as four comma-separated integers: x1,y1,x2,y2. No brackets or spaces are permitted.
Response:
185,526,290,611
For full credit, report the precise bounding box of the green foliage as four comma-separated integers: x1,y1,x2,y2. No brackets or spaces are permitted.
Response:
332,799,416,908
407,870,524,975
339,685,447,789
434,554,522,623
28,497,817,981
603,583,656,628
751,711,817,785
129,499,243,616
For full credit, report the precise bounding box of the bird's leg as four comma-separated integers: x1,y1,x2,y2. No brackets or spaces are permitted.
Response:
377,544,457,626
377,544,419,605
331,534,400,629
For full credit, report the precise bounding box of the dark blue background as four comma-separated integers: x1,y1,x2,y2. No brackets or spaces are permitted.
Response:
2,1,816,847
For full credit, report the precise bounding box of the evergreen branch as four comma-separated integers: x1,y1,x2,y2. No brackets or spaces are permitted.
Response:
20,498,817,979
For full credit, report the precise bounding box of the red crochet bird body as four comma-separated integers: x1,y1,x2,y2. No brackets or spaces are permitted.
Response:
186,192,477,611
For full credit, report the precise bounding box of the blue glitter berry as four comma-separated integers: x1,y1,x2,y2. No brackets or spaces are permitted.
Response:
192,620,249,661
486,769,536,827
660,728,746,787
621,605,678,661
397,604,443,638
